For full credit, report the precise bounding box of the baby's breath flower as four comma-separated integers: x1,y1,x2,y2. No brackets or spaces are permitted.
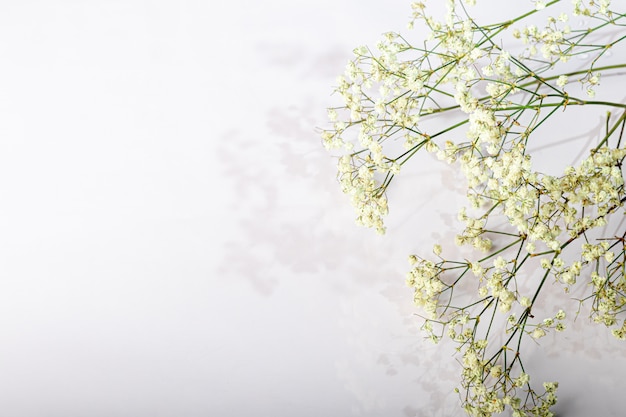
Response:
324,2,626,415
605,251,615,262
493,256,507,270
515,372,530,387
531,327,547,339
553,258,564,269
490,364,502,378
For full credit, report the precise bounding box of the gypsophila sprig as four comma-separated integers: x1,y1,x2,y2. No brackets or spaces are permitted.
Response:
322,0,626,415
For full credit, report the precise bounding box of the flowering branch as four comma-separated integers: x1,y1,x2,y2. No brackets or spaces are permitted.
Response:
322,0,626,416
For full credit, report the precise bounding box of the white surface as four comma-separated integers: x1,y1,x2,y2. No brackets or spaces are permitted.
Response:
0,1,625,416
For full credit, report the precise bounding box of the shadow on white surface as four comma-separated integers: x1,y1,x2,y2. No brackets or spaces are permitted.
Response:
0,0,625,416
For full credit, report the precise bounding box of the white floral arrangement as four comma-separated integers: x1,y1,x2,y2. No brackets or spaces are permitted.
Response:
322,0,625,416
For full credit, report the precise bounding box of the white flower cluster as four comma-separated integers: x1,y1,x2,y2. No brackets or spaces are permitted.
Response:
514,18,571,62
406,255,447,318
573,0,612,17
586,238,626,331
459,340,559,417
337,157,389,234
323,0,626,415
456,207,492,252
529,309,567,338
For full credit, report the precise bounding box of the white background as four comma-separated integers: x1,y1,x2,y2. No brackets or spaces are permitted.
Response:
0,1,625,416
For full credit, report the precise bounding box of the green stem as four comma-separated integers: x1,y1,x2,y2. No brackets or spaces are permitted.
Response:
594,109,626,150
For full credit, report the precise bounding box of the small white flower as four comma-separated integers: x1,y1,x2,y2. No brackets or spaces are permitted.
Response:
605,251,615,262
490,365,502,378
493,256,507,270
515,372,530,387
531,328,546,339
